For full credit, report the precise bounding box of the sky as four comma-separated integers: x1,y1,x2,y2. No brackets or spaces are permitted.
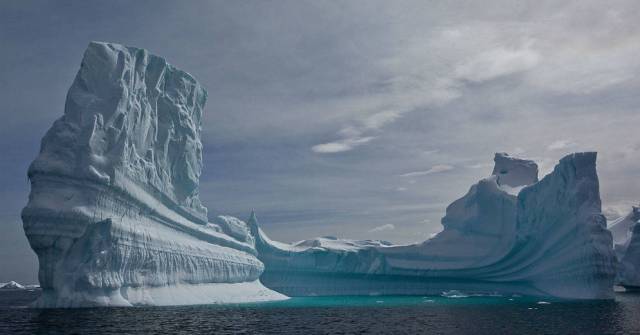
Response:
1,0,639,284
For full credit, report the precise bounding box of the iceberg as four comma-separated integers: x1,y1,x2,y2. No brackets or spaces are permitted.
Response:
20,41,616,305
253,153,616,299
21,42,285,307
609,206,640,288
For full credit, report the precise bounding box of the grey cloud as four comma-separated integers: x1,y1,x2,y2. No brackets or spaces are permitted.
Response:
547,140,578,151
1,0,640,283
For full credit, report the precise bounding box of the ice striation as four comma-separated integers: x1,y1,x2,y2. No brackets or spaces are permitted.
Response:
21,42,285,307
609,206,640,288
253,153,616,299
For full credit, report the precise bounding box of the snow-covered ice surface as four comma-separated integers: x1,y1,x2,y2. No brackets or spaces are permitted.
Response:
254,153,616,299
609,206,640,288
21,42,284,307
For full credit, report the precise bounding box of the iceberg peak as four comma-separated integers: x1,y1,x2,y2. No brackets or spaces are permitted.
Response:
491,152,538,188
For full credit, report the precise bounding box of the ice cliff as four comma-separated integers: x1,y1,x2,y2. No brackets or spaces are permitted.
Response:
253,153,616,299
21,42,285,307
609,206,640,288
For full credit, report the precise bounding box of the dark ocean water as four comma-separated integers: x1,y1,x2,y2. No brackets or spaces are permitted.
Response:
2,290,640,334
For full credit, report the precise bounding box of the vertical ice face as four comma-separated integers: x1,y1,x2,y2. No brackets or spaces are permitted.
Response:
21,42,283,307
29,41,207,220
609,206,640,288
513,153,616,298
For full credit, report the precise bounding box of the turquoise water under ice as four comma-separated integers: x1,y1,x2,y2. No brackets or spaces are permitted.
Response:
2,289,640,334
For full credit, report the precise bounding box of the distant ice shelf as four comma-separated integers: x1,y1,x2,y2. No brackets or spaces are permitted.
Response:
252,153,617,300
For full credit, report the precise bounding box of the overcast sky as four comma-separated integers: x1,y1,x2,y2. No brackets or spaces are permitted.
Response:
1,0,639,284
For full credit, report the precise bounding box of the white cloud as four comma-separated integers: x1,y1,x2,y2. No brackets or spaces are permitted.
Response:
546,139,577,151
512,147,526,155
311,136,375,154
312,110,401,154
467,162,493,169
421,149,439,156
455,44,541,83
526,27,640,94
363,110,402,130
399,164,454,177
368,223,395,233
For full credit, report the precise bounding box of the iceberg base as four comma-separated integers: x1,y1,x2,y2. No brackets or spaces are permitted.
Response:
33,280,288,308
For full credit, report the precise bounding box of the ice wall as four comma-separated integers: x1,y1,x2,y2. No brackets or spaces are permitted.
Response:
21,42,284,307
30,41,208,220
512,153,615,298
254,153,616,299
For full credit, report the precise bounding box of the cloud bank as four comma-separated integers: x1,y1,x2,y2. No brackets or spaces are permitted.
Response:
1,0,640,283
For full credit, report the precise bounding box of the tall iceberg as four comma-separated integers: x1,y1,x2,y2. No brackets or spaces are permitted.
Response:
253,153,616,299
609,206,640,288
21,42,285,307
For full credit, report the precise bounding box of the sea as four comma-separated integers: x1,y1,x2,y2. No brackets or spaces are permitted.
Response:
1,289,640,334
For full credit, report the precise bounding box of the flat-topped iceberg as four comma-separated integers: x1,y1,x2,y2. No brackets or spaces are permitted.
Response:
253,153,616,299
609,206,640,288
21,42,285,307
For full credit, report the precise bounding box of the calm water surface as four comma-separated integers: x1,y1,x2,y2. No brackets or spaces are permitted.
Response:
1,289,640,334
